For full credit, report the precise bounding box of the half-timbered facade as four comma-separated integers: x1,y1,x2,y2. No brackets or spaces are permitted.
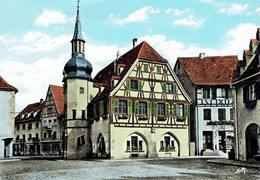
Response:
232,28,260,161
174,54,238,156
41,85,64,156
14,100,44,156
89,41,192,159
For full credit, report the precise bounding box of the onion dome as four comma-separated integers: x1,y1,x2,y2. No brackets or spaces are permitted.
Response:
63,52,93,81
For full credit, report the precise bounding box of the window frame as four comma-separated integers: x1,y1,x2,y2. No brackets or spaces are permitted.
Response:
249,84,256,101
158,103,165,116
177,104,184,117
166,84,173,93
139,102,147,115
130,80,138,90
203,109,211,121
218,108,226,121
119,100,127,114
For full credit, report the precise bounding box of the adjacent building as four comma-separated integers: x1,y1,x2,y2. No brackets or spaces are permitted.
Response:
232,28,260,161
13,100,44,156
174,54,238,155
0,76,18,159
41,85,64,156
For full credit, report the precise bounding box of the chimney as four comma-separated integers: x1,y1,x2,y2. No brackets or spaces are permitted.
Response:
40,99,44,104
199,53,205,59
133,38,137,48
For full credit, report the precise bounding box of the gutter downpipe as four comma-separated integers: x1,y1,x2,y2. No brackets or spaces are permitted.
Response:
232,85,239,160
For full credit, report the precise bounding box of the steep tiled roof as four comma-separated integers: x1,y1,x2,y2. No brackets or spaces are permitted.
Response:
50,85,64,115
178,56,238,85
0,76,18,92
92,41,167,102
15,101,45,123
244,50,253,56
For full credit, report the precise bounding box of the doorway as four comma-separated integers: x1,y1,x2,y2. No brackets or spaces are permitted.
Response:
203,131,213,150
246,123,259,160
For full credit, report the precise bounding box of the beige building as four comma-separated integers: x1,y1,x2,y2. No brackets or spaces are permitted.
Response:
41,85,64,156
232,28,260,161
0,76,18,159
14,100,44,156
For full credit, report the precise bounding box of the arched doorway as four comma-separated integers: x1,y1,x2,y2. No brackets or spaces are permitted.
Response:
246,123,259,160
97,134,106,158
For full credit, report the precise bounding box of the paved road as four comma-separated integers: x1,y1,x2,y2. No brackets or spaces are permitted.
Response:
0,158,259,179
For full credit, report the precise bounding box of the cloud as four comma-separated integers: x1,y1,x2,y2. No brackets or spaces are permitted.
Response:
256,7,260,14
11,31,71,54
35,9,74,26
200,0,212,2
166,8,191,16
219,3,249,15
173,16,204,28
109,6,160,25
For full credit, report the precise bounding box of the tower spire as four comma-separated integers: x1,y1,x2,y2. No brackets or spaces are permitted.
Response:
72,0,84,42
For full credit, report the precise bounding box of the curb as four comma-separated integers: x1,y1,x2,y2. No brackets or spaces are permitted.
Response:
207,160,260,169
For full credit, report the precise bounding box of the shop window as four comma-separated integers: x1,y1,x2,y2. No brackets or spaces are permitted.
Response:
204,109,211,120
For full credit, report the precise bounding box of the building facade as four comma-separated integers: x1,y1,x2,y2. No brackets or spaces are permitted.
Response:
174,54,237,155
232,28,260,161
13,100,44,156
0,76,18,159
41,85,64,156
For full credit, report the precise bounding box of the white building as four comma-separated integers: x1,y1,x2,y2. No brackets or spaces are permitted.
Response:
174,54,238,155
0,76,18,159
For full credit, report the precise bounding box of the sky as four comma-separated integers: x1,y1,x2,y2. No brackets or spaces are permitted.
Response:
0,0,260,113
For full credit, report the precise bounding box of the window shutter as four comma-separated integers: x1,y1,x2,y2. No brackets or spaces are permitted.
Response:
138,80,142,90
99,101,103,116
256,82,260,99
228,89,233,98
165,103,169,116
126,79,131,89
153,102,158,116
163,83,166,93
230,109,233,120
173,83,177,93
173,103,177,116
243,85,248,103
107,99,110,115
134,101,139,115
147,101,151,116
212,88,216,99
184,104,188,117
114,99,119,113
203,89,207,99
128,100,132,114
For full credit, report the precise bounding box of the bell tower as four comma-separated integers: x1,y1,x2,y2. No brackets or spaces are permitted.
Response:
63,0,96,159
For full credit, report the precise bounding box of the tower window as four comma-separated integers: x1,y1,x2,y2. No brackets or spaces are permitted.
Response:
80,87,84,94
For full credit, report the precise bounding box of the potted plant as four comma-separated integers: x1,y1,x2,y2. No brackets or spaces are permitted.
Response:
118,114,128,119
132,146,137,151
176,117,186,122
139,115,148,120
157,116,167,121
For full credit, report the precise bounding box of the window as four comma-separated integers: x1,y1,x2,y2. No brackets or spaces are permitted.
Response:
230,109,233,120
48,120,52,127
139,141,143,151
211,88,217,99
35,122,39,128
53,119,57,126
131,80,138,90
77,135,85,147
52,131,57,139
164,136,170,148
131,136,138,151
203,87,210,99
48,131,52,138
17,125,20,131
43,132,47,139
139,102,147,115
166,84,173,93
204,109,211,120
177,104,184,117
28,123,32,129
158,103,165,116
143,64,148,72
73,109,76,119
217,88,226,98
23,135,26,141
47,107,52,114
160,135,176,151
28,134,32,140
16,135,20,140
249,84,256,100
43,120,47,127
80,87,84,94
23,124,26,130
119,100,127,114
82,110,85,119
127,141,130,151
157,66,161,73
36,133,39,141
218,109,226,121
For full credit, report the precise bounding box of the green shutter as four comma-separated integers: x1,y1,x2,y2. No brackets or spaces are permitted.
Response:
173,83,177,93
184,104,188,117
163,83,166,93
126,79,131,89
114,99,119,113
147,102,151,116
99,101,104,116
134,101,139,115
138,80,142,90
230,109,233,120
173,103,177,116
203,89,207,99
218,109,226,121
165,103,169,116
153,102,158,116
229,89,232,98
128,100,132,114
107,99,110,115
212,88,216,99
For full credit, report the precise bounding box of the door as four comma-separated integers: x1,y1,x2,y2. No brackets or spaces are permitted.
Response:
218,131,226,152
203,131,213,150
246,124,259,159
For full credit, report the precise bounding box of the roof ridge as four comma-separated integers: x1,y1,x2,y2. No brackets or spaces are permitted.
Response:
137,41,146,58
